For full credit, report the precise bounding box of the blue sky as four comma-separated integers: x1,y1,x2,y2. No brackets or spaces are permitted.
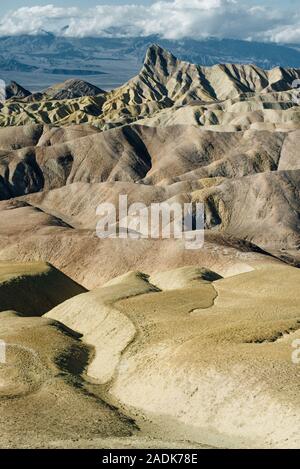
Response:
1,0,298,13
1,0,149,12
0,1,299,43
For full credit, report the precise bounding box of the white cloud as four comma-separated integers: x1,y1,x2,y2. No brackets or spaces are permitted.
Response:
0,5,79,35
0,1,299,43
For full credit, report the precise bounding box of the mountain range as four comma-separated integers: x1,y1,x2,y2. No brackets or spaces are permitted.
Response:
0,44,300,449
1,34,300,91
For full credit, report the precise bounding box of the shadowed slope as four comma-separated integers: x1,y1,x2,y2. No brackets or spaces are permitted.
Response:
0,261,86,316
45,264,300,448
0,310,135,448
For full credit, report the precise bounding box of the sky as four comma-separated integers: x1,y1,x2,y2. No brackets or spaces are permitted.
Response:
0,1,298,11
0,0,299,43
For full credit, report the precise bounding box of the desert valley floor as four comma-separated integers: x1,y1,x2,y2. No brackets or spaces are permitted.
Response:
0,45,299,448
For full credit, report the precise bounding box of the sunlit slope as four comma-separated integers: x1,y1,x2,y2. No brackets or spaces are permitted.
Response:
45,264,300,448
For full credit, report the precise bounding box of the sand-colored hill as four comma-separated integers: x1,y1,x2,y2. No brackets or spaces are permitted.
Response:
0,123,44,151
150,266,222,290
0,45,299,449
278,130,300,170
0,95,106,127
103,45,300,117
1,45,300,128
0,192,284,288
0,124,295,199
14,171,298,264
0,309,135,448
196,170,300,264
0,261,86,315
0,46,298,281
41,79,106,100
0,259,299,448
45,264,300,448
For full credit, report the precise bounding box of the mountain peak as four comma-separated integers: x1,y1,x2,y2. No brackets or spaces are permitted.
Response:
5,81,31,100
144,44,177,67
42,79,106,100
38,29,55,37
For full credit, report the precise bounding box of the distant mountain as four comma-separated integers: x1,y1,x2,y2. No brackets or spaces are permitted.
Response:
42,79,105,100
0,57,38,72
0,35,300,91
1,44,299,129
5,81,31,99
5,78,105,101
50,69,105,76
128,36,300,69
